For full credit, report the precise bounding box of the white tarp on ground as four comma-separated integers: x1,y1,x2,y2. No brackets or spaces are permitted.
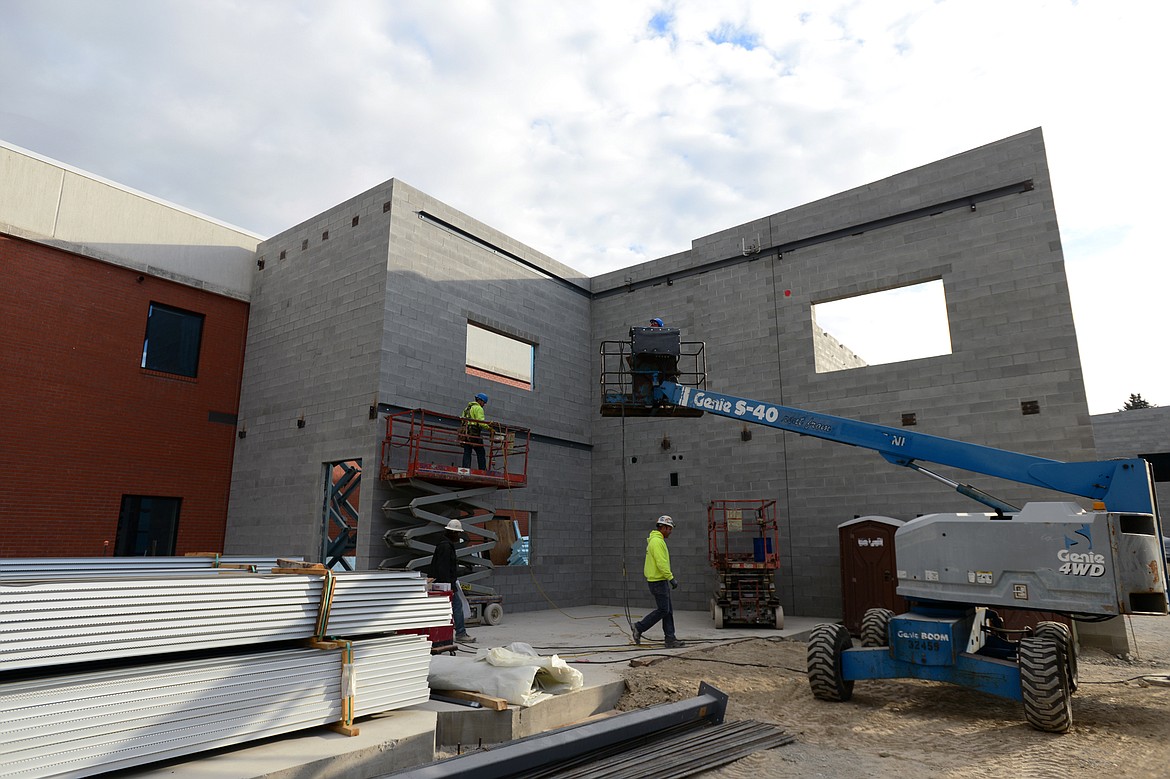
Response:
428,642,584,706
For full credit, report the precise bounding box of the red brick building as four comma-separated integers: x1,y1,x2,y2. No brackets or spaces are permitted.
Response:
0,141,258,556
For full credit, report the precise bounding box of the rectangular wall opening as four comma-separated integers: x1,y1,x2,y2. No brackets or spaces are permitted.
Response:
812,280,952,373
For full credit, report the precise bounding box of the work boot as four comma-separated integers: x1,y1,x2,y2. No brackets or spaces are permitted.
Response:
632,625,642,645
455,632,476,643
664,638,686,649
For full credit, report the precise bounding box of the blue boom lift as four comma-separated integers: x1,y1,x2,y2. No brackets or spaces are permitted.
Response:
601,327,1168,732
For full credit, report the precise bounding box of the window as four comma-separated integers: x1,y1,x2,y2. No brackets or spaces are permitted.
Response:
466,323,534,389
115,496,181,556
487,510,530,566
812,280,952,373
141,302,204,378
1140,452,1170,482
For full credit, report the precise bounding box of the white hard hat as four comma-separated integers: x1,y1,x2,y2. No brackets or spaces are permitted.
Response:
445,519,464,532
656,515,674,527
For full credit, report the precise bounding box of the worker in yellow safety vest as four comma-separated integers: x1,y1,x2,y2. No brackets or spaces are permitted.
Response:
460,392,490,470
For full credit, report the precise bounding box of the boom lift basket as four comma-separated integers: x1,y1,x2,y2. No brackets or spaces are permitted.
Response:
599,328,706,417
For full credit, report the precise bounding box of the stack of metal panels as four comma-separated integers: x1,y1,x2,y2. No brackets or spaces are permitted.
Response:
0,565,453,777
0,555,299,578
0,634,432,779
0,570,452,671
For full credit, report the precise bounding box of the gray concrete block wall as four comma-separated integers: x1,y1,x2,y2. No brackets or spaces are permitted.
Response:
591,128,1098,619
226,175,595,611
226,183,395,559
364,181,595,609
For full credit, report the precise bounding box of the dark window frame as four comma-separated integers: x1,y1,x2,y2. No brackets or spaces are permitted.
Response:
141,302,205,378
115,495,181,556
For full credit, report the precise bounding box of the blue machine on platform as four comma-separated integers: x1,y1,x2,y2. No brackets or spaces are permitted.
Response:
599,340,1168,732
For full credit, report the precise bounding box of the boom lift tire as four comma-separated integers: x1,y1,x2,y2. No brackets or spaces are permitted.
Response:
1018,636,1073,733
807,623,855,702
1034,621,1078,692
860,608,894,648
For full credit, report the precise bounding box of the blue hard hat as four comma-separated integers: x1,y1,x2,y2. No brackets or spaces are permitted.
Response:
650,317,664,327
475,393,489,403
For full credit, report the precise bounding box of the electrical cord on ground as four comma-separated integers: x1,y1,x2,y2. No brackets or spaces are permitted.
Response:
1079,674,1170,685
620,389,635,640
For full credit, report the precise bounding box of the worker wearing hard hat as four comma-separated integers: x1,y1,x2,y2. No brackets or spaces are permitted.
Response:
649,317,664,327
460,392,490,471
632,515,685,648
429,519,475,643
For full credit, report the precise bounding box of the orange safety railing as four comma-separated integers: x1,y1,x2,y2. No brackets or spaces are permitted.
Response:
379,408,530,488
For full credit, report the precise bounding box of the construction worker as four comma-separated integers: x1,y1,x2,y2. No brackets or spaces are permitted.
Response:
628,318,672,403
429,519,475,643
460,392,490,470
632,515,685,648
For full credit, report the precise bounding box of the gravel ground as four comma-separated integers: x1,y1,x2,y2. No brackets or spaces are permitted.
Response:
618,615,1170,778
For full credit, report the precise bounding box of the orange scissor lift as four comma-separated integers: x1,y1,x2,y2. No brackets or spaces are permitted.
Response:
379,408,530,637
708,498,784,629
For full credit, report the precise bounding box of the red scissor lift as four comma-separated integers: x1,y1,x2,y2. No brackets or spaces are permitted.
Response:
708,499,784,629
379,409,530,642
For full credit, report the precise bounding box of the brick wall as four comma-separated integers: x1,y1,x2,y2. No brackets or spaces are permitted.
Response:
0,235,248,556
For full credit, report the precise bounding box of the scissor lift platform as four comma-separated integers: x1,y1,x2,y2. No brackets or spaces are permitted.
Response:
709,499,784,629
379,408,530,625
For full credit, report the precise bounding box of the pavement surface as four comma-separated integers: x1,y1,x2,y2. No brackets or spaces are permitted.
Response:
457,602,820,670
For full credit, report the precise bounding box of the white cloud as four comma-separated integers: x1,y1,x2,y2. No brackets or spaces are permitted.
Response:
1,0,1166,412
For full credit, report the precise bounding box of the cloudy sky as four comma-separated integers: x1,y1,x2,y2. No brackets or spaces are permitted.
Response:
2,0,1165,414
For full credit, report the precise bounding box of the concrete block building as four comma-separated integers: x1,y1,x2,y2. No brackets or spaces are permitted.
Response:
2,129,1165,621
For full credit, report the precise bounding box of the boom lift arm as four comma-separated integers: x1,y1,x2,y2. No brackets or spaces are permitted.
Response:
657,381,1158,517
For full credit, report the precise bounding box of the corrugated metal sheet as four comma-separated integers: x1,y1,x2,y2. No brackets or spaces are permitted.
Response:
0,634,432,779
0,570,451,671
0,556,299,578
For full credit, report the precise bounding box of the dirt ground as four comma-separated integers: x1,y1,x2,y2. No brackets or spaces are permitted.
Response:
617,616,1170,778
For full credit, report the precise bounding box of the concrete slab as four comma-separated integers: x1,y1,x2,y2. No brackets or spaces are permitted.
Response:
118,606,829,778
123,709,437,779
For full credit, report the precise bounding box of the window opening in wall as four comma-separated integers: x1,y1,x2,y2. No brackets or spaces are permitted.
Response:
141,302,204,378
812,280,952,373
322,460,360,571
466,323,534,390
487,509,530,566
1139,452,1170,482
115,496,180,556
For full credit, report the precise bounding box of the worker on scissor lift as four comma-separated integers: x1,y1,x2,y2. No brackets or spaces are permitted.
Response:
460,392,491,470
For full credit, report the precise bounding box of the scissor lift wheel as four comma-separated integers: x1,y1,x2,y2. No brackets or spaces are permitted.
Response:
483,601,504,626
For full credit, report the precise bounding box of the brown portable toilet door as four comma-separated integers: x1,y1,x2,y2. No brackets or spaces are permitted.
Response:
838,516,907,635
